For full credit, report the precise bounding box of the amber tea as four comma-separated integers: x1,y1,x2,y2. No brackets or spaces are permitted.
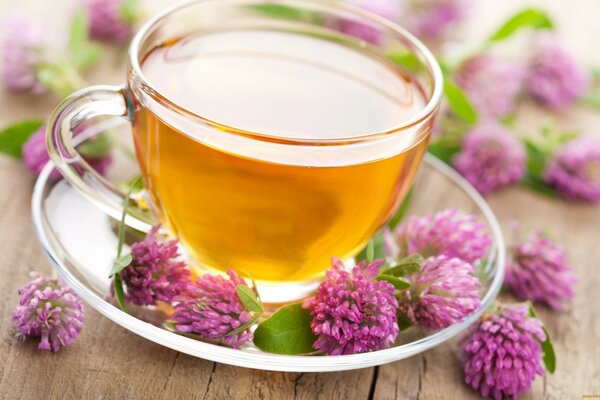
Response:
133,29,431,282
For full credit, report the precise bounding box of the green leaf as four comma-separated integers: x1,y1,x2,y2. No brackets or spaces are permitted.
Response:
77,44,102,71
521,175,560,198
37,65,62,94
557,131,578,144
69,9,88,56
388,188,413,229
488,9,553,43
113,273,127,312
110,253,132,277
110,178,143,313
236,285,263,313
528,305,556,374
438,59,452,76
120,0,139,23
109,176,141,280
540,329,556,373
78,133,113,158
380,264,420,277
500,114,518,127
247,4,305,20
381,255,421,277
118,175,145,193
366,240,375,262
397,254,423,265
0,120,44,158
388,52,422,74
583,93,600,108
474,259,490,283
524,139,547,178
357,233,386,261
116,203,129,259
376,275,411,290
428,140,462,165
38,62,87,97
118,178,141,252
227,312,262,336
69,9,102,69
397,310,412,331
253,303,317,355
164,321,176,331
444,79,478,124
37,64,76,97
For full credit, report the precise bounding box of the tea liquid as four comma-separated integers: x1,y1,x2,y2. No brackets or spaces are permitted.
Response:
135,29,429,282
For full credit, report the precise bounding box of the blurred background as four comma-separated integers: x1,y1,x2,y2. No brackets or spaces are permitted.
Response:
1,0,599,147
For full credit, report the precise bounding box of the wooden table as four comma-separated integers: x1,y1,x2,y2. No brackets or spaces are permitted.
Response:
1,1,599,398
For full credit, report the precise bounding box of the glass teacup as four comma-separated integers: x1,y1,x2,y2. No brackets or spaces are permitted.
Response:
47,0,442,301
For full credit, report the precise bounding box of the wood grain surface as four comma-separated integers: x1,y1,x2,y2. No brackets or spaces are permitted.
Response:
1,1,599,399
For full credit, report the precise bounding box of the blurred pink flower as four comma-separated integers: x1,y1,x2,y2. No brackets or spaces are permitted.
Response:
338,0,401,44
506,229,577,310
526,34,591,109
22,123,112,180
2,15,50,93
453,124,526,195
544,136,600,202
84,0,133,43
386,208,491,264
403,0,472,40
454,54,526,119
347,0,401,20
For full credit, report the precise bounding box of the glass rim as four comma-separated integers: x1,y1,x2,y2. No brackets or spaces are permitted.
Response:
128,0,444,146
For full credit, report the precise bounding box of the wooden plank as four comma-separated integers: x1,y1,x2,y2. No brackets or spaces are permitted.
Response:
201,367,374,400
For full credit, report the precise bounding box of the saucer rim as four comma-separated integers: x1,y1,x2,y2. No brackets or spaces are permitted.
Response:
31,153,505,372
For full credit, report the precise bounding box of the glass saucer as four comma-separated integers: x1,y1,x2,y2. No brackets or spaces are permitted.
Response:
31,122,505,372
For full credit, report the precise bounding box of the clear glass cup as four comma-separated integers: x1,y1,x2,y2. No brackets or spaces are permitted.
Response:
47,0,443,301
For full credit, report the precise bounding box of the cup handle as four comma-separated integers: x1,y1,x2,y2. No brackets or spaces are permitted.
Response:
46,85,152,232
